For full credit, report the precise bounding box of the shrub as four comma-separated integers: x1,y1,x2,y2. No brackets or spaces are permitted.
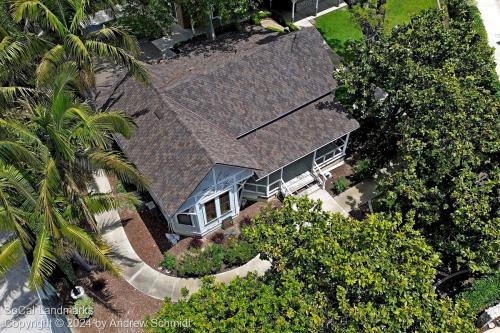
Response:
189,237,204,249
252,10,272,24
72,296,94,320
223,239,257,267
177,245,224,277
333,177,349,194
458,272,500,315
352,158,374,181
211,232,225,244
159,253,177,271
285,21,300,31
240,216,253,228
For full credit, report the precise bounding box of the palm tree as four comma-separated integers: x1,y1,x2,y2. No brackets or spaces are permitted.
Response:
10,0,148,102
0,64,148,288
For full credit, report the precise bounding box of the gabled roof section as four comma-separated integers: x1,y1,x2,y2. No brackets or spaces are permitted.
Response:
100,27,356,216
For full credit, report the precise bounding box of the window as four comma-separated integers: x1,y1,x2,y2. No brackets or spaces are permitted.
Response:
177,214,192,226
219,192,231,215
204,198,217,222
177,208,194,226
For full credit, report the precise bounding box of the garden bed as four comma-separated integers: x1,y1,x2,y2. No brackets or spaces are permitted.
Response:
160,199,282,278
55,270,162,333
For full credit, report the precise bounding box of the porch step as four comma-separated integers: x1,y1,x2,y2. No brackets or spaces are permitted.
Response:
285,172,316,194
297,183,321,197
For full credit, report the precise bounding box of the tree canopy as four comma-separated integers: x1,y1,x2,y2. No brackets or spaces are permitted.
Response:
334,0,499,274
148,198,475,332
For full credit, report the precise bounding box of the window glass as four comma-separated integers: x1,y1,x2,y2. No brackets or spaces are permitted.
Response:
177,214,192,226
204,199,217,222
220,192,231,214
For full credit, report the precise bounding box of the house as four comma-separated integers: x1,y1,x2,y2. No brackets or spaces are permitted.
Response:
98,28,359,237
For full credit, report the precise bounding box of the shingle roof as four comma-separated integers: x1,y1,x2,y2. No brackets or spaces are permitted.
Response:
101,27,359,216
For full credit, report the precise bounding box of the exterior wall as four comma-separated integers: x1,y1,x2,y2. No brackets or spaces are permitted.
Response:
170,165,253,236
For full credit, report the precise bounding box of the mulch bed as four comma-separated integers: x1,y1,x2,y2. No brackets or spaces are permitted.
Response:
121,207,172,271
325,162,354,197
56,271,162,333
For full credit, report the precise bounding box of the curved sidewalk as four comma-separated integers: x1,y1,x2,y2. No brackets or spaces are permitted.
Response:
93,173,271,302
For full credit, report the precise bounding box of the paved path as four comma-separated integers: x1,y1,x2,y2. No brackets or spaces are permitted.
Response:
304,179,378,214
295,2,347,28
302,188,349,216
93,172,271,302
476,0,500,77
152,24,195,58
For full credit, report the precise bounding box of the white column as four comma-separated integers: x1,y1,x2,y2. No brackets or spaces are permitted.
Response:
315,0,319,16
342,132,350,155
292,0,297,21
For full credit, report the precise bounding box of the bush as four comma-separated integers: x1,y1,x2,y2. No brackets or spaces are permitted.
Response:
458,272,500,315
285,21,300,31
159,253,176,271
72,296,94,320
211,232,225,244
189,237,204,249
333,177,349,194
352,158,374,181
251,10,272,24
177,245,224,277
223,239,257,267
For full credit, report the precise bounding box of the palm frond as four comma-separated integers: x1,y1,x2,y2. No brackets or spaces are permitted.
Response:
88,111,136,138
84,192,140,215
59,222,120,275
0,86,36,107
84,151,150,190
28,226,56,288
36,158,61,237
0,141,40,166
36,44,66,86
88,25,140,56
13,0,68,36
65,33,90,65
0,237,23,276
85,40,148,83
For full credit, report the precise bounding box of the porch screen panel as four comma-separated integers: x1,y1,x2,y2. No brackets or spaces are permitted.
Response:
282,153,314,183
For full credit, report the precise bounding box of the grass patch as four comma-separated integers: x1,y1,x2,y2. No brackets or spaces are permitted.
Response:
315,8,364,57
384,0,437,33
458,272,500,315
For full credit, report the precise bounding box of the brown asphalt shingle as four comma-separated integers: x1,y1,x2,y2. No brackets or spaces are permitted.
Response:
100,27,359,217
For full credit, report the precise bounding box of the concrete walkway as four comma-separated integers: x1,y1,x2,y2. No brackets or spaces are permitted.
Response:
304,179,378,214
476,0,500,76
303,188,349,216
93,172,271,302
152,24,195,58
333,180,378,213
294,2,347,28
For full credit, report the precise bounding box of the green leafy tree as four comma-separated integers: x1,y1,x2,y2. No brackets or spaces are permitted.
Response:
334,1,499,273
118,0,175,40
178,0,256,40
243,197,475,332
145,273,325,333
0,64,148,288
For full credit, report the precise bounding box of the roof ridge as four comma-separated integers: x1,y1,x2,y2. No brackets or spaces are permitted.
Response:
159,93,252,166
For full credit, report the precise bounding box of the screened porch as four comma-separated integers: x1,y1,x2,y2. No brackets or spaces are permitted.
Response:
242,133,350,198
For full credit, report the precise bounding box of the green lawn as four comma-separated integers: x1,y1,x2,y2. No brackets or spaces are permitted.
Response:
315,8,364,58
384,0,437,33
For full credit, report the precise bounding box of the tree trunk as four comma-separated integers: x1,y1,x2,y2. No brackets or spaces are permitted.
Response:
206,10,216,41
